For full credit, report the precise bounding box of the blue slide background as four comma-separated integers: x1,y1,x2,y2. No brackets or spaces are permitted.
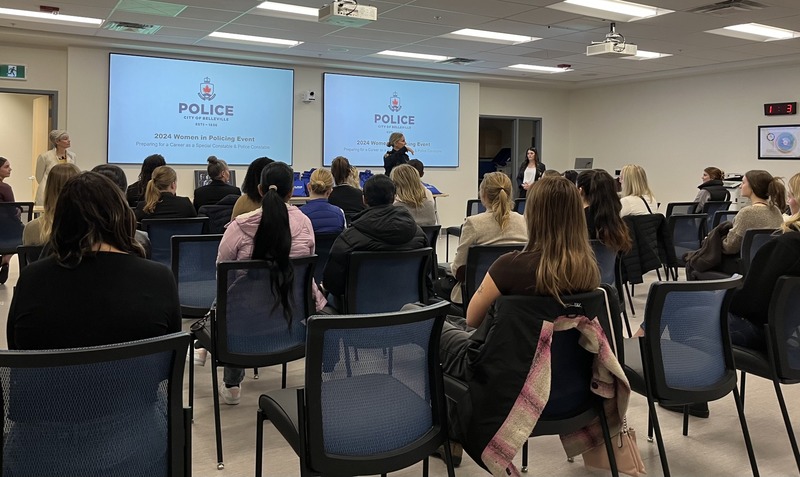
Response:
108,54,293,165
323,73,459,168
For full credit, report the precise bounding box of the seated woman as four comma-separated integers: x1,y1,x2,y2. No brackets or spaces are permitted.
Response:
0,157,19,283
232,156,273,219
693,166,727,213
447,171,527,304
390,164,436,226
439,177,623,470
193,155,240,211
328,156,364,220
785,172,800,219
619,164,658,216
8,172,181,349
300,168,345,234
214,162,326,405
577,169,632,252
23,163,80,246
126,154,165,208
134,166,196,221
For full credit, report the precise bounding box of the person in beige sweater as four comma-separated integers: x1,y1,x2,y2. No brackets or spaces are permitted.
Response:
449,172,527,303
721,170,786,255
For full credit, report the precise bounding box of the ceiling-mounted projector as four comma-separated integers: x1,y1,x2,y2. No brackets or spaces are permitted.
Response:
319,2,377,27
586,22,637,57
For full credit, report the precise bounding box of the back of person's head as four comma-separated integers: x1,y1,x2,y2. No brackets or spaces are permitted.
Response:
206,155,228,181
40,163,81,243
308,168,334,195
705,167,724,181
407,159,425,178
745,169,786,211
363,174,395,207
144,165,176,213
783,172,800,233
331,156,352,185
524,176,600,300
390,164,426,207
51,172,144,267
542,169,560,177
138,154,166,184
252,162,294,325
620,164,654,198
92,164,127,191
563,169,578,184
480,172,513,230
578,170,631,253
386,132,404,148
242,156,274,202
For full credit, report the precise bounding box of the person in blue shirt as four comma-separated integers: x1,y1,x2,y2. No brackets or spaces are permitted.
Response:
300,168,345,234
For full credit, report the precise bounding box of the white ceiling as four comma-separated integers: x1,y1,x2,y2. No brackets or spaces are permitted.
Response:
2,0,800,88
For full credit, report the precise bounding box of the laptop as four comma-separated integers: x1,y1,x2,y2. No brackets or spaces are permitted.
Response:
574,158,594,169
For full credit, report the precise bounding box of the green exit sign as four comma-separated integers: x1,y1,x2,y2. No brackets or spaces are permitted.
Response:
0,64,26,80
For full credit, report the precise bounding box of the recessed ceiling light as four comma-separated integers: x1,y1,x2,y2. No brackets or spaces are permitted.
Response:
547,0,672,22
707,23,800,41
207,32,302,47
375,50,453,62
0,7,103,26
507,64,573,73
622,50,672,60
257,1,318,17
447,28,539,45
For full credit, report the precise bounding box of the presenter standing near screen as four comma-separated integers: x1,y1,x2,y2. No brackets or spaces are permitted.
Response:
383,132,414,176
35,130,76,205
516,147,545,199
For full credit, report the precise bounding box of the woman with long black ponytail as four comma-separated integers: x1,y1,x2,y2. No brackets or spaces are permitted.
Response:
211,162,325,405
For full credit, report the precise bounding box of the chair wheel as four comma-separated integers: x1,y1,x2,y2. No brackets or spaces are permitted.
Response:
217,463,224,470
521,466,528,473
253,374,259,380
647,437,654,443
567,457,574,463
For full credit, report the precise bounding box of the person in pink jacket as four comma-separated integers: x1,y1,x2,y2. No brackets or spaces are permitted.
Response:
212,161,326,405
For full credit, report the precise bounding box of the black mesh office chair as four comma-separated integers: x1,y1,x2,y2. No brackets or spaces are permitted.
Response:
140,217,209,268
171,234,223,318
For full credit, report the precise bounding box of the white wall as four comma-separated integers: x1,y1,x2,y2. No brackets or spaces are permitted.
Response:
569,64,800,212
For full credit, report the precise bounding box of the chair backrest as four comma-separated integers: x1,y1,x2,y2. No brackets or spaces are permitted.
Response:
740,228,778,276
665,202,698,218
0,332,191,477
590,240,618,286
214,257,316,367
171,234,223,318
197,202,235,234
0,202,34,254
313,232,340,286
702,201,732,225
767,276,800,380
514,198,526,214
302,301,449,475
641,276,742,402
344,248,431,314
712,209,739,229
140,217,209,267
466,199,485,217
420,224,441,280
667,214,707,267
16,245,45,272
462,244,524,311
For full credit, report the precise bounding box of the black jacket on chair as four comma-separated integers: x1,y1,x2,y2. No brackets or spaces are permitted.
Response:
198,194,239,234
193,180,240,211
621,214,674,284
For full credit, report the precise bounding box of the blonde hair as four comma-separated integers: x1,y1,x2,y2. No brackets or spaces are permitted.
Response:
387,132,404,148
782,172,800,232
391,164,427,208
346,166,361,189
480,172,513,230
143,166,176,214
308,168,334,195
524,176,600,302
621,164,655,200
40,163,81,243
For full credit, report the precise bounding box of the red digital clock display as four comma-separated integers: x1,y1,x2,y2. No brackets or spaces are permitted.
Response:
765,102,797,115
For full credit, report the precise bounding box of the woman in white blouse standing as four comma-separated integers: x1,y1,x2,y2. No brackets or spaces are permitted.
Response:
619,164,658,216
515,147,546,199
35,129,76,205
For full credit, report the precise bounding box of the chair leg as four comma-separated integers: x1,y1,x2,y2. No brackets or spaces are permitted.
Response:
189,344,195,411
624,283,636,317
732,387,760,477
254,367,259,380
682,405,689,437
281,362,287,389
423,456,429,477
740,371,747,408
597,402,620,477
184,407,193,477
647,408,654,442
646,396,671,477
211,363,225,469
620,303,633,337
255,409,265,477
442,438,456,477
772,378,800,474
521,440,529,472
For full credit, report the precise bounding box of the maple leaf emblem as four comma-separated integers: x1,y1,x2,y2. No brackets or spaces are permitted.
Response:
203,84,211,94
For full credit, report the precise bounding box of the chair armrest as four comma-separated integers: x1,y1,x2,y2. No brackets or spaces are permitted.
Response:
443,374,469,401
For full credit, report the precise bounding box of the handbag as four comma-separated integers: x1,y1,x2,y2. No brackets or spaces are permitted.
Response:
583,416,646,477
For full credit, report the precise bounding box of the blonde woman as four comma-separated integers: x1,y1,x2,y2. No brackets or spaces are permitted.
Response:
134,166,196,221
619,164,658,216
23,163,80,246
300,168,345,234
35,130,76,205
785,172,800,219
390,164,436,226
448,172,527,304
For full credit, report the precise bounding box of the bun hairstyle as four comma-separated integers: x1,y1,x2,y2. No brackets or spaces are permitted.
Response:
308,168,334,195
705,167,724,181
207,155,228,180
252,162,295,326
387,132,404,148
331,156,352,185
480,172,513,230
143,165,177,214
745,169,787,211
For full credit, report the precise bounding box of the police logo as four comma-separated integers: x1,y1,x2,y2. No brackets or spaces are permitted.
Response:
389,92,402,112
198,77,216,101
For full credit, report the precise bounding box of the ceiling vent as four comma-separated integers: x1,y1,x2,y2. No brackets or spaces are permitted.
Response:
104,21,162,34
689,0,767,15
437,58,479,66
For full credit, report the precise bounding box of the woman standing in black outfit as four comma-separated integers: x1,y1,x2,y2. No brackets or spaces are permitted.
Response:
516,147,545,198
383,132,414,176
